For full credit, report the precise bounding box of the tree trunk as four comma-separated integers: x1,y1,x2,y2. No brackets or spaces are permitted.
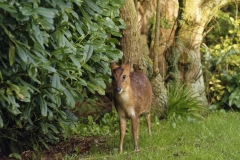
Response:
168,0,239,106
120,0,141,66
150,0,179,79
152,0,161,78
119,0,239,116
120,0,168,117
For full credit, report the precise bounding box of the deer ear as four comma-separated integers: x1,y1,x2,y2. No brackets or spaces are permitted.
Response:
110,62,119,71
125,60,130,66
122,60,130,71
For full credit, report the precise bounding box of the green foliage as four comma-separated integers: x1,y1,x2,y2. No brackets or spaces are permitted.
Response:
167,82,204,127
205,3,239,46
9,153,22,160
148,17,172,35
67,111,119,137
0,0,125,155
203,16,240,109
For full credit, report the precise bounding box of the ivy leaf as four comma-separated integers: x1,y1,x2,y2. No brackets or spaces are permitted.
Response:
71,10,79,19
9,153,22,160
34,7,58,18
91,54,100,62
40,122,48,134
37,17,55,30
63,89,75,109
91,78,106,90
48,124,60,134
82,3,95,15
75,22,84,35
28,65,37,78
106,38,120,44
8,42,15,66
78,78,87,86
65,109,78,121
105,17,116,28
39,137,49,149
96,86,105,95
57,110,67,120
17,86,31,102
85,0,102,14
0,71,3,82
82,63,95,73
84,45,94,61
52,47,72,57
229,87,240,107
69,54,81,69
51,73,62,92
22,104,32,120
21,5,33,16
7,104,21,115
16,44,28,63
79,7,91,22
86,82,95,94
0,2,17,13
45,91,57,104
39,95,47,117
87,82,105,95
0,115,3,128
52,29,65,47
40,65,56,73
59,70,77,80
48,109,53,121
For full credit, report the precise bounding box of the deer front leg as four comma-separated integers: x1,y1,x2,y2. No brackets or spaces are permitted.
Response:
131,116,140,152
119,117,126,153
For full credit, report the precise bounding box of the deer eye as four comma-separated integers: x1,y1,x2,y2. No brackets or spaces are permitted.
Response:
123,75,126,79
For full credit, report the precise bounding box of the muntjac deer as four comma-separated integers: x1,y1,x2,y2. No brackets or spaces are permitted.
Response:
111,61,152,153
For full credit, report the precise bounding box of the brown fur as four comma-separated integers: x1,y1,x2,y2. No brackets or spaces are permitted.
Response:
111,61,152,153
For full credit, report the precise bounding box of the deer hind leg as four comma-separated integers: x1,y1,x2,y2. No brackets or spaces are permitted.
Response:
145,112,151,136
131,116,140,152
119,117,126,153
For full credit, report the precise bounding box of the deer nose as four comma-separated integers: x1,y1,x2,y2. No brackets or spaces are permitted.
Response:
116,87,123,93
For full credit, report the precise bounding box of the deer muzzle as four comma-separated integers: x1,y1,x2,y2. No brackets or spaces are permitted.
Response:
115,86,123,94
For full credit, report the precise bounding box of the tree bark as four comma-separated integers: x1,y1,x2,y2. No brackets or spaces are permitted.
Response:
152,0,161,80
120,0,141,66
168,0,240,106
148,0,179,79
149,0,168,117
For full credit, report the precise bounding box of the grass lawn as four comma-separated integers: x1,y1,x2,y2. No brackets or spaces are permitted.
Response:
72,111,240,160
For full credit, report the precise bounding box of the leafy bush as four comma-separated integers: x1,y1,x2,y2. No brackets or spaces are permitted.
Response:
0,0,125,155
203,16,240,109
167,82,204,127
204,3,238,46
67,111,119,137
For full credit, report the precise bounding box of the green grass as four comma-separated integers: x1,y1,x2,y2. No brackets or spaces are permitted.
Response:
67,111,240,160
